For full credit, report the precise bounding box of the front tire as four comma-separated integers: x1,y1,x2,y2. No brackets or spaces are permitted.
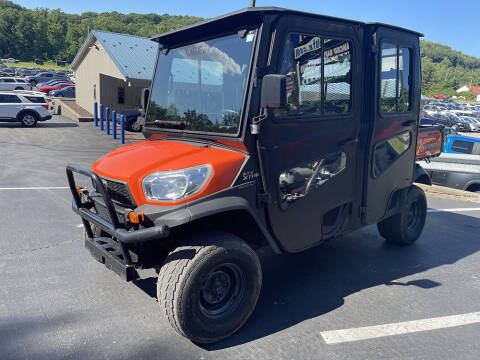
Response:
377,185,427,244
157,232,262,344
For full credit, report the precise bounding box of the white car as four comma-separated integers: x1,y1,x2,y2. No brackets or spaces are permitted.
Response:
0,91,52,127
0,77,30,91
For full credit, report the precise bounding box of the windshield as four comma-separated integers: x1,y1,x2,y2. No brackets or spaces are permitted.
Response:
145,31,256,135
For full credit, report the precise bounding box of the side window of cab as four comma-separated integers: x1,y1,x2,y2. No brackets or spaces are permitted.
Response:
276,33,352,119
380,42,412,113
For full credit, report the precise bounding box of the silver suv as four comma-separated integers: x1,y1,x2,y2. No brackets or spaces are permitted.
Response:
0,77,30,91
0,91,52,127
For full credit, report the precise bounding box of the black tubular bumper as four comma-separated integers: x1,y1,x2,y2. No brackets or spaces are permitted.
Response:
66,165,170,281
66,164,170,244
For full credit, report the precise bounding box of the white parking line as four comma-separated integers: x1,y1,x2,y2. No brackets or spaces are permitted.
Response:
428,208,480,213
0,186,70,190
320,312,480,344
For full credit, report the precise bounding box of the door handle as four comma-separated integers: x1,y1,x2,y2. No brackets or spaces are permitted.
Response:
402,120,416,126
338,138,358,148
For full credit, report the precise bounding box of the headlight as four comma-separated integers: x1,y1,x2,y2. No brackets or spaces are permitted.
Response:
142,165,212,201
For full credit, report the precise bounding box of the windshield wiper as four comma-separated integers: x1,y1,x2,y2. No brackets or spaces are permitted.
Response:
151,120,187,129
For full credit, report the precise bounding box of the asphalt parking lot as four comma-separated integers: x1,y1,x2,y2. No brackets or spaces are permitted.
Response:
1,116,479,360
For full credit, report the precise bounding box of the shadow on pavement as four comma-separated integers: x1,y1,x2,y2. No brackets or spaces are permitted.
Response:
202,210,480,350
0,122,78,128
37,122,78,128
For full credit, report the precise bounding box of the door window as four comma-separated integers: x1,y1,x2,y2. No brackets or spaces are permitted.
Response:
0,94,21,103
373,131,411,176
380,43,412,113
276,34,352,118
118,87,125,104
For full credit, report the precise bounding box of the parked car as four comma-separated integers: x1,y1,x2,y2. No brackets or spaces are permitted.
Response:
0,91,51,126
0,77,31,91
116,109,142,131
428,114,469,132
443,134,480,155
49,86,75,98
38,82,74,93
2,67,15,76
426,135,480,193
28,72,67,86
460,117,480,132
36,79,73,89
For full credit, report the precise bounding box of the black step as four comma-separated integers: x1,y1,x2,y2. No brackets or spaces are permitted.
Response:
85,236,139,281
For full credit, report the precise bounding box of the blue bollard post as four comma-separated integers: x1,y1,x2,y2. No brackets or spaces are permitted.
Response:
120,115,125,144
112,110,117,139
93,102,98,127
105,107,110,135
99,104,104,131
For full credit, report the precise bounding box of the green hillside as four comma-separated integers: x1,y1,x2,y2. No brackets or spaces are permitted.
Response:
0,0,203,62
421,40,480,99
1,0,479,98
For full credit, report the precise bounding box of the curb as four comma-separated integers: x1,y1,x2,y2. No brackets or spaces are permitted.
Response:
416,183,480,203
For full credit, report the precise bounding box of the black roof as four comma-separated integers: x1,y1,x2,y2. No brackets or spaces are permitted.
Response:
151,7,423,47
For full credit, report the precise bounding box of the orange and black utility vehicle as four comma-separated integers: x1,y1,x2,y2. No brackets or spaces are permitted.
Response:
67,7,443,344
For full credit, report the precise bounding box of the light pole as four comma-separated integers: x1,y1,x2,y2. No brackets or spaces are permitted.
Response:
82,18,90,36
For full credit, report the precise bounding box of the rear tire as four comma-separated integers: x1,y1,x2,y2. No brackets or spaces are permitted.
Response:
377,185,427,244
157,231,262,344
14,87,23,90
19,112,38,127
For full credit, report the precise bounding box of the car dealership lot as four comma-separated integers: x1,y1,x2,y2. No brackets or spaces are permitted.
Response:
0,116,479,360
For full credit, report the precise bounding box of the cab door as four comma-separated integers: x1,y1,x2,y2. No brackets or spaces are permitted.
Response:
258,17,363,252
364,27,421,224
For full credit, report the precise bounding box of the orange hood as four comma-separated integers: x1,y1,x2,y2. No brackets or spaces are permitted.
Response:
92,139,246,206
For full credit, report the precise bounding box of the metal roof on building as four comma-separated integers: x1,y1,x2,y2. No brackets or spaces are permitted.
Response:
71,30,158,81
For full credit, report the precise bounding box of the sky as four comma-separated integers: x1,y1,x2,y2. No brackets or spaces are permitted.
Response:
12,0,480,58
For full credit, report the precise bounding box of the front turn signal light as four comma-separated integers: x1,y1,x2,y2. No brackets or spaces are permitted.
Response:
128,210,145,224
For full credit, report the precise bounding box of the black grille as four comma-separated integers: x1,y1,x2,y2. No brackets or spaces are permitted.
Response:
103,179,135,207
94,201,125,225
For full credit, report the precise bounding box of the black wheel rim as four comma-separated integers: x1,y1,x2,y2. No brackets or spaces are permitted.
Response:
199,263,245,319
407,200,421,232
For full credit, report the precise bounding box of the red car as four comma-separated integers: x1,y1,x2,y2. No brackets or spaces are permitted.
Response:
38,82,74,93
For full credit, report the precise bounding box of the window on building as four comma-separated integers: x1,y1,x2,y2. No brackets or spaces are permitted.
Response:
276,34,352,119
118,87,125,104
380,43,412,113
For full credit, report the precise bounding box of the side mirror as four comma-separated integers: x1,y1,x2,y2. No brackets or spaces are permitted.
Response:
260,74,286,109
141,88,150,111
